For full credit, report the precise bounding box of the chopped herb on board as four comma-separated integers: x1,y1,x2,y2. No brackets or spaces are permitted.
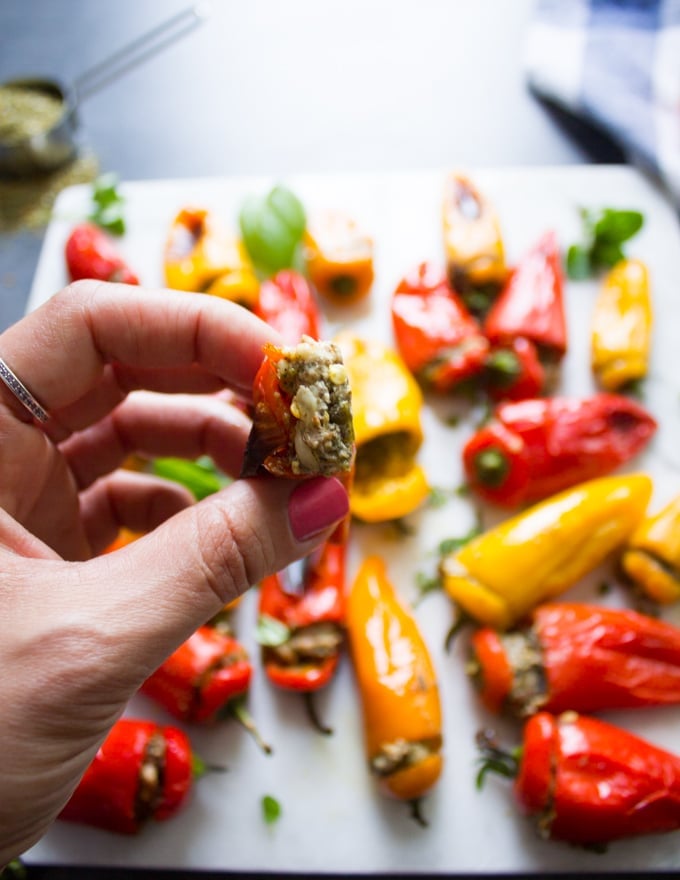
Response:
566,207,644,280
88,172,127,234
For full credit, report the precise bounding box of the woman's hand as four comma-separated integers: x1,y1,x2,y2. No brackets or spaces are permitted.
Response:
0,280,349,863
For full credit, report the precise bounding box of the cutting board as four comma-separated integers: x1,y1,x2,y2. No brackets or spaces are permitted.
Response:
24,166,680,874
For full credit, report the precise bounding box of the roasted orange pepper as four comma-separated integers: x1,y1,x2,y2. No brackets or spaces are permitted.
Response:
347,556,443,812
442,172,506,312
164,207,258,300
621,492,680,604
304,212,374,306
440,474,652,629
334,332,429,522
591,258,652,391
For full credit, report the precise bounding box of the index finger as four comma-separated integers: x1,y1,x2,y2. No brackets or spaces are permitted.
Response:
0,280,280,418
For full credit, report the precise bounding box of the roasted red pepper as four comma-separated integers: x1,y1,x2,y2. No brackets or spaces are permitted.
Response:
484,230,567,365
470,602,680,716
479,711,680,845
391,261,489,392
140,624,252,723
59,719,193,834
65,222,140,284
482,337,545,402
254,269,322,344
463,393,657,507
258,539,346,693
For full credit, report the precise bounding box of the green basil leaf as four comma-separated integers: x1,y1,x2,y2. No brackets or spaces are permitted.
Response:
593,209,644,244
152,456,228,500
590,239,625,270
262,794,282,824
239,185,306,274
565,243,592,280
255,614,291,647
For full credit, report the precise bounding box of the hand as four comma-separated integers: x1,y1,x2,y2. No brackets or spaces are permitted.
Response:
0,280,349,863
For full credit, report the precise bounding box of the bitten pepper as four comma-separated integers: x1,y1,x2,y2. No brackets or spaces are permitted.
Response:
440,474,652,630
441,172,507,312
391,261,489,392
254,269,322,344
304,212,375,306
65,222,140,284
334,332,429,522
164,207,254,293
469,602,680,716
484,230,567,366
591,258,652,391
479,711,680,845
621,492,680,604
347,556,443,814
462,393,657,508
258,540,346,693
140,625,252,723
58,719,193,834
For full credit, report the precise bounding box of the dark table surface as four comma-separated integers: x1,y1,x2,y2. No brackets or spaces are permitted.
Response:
0,0,624,334
0,2,627,878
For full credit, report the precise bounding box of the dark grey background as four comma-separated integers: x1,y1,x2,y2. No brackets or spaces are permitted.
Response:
0,0,623,334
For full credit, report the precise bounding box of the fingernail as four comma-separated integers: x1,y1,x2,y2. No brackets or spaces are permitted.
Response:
288,477,350,542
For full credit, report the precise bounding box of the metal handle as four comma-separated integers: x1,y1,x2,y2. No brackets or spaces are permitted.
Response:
73,3,210,103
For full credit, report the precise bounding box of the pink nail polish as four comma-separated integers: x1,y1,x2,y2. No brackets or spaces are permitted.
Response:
288,477,350,542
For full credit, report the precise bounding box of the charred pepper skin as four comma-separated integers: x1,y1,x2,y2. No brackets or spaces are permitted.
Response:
470,602,680,717
462,393,657,508
484,230,568,364
440,474,652,630
441,172,507,306
391,261,489,393
591,258,652,392
621,492,680,605
515,712,680,845
259,540,346,692
65,223,140,285
347,556,443,802
58,719,193,834
140,625,252,723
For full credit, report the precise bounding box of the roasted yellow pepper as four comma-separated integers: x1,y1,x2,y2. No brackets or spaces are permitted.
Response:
304,212,374,306
442,172,506,293
621,493,680,604
591,258,652,391
440,474,652,630
334,332,429,522
164,207,258,304
347,556,443,805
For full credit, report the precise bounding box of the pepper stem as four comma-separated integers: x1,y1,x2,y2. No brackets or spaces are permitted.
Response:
303,691,334,736
444,607,472,652
229,697,274,755
473,448,509,488
475,727,521,789
408,797,429,828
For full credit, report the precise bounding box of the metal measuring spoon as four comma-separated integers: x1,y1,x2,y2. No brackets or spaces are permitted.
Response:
0,3,210,178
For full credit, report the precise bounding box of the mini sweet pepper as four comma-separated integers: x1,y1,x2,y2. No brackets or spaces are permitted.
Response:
391,261,489,392
478,711,680,845
347,556,443,814
304,211,375,306
462,393,657,508
334,332,429,522
591,258,652,391
440,473,652,630
469,602,680,716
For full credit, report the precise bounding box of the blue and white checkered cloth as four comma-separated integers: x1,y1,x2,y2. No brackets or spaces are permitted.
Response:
525,0,680,205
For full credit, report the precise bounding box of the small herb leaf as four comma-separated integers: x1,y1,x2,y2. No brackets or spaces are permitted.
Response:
262,794,282,824
255,614,291,647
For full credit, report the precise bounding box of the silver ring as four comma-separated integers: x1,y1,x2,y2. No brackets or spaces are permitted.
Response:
0,357,49,423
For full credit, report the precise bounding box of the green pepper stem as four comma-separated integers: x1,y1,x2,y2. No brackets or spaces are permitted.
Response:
230,697,273,755
303,691,334,736
473,447,509,488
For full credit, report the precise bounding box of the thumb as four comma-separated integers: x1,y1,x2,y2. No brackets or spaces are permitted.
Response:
80,474,350,680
